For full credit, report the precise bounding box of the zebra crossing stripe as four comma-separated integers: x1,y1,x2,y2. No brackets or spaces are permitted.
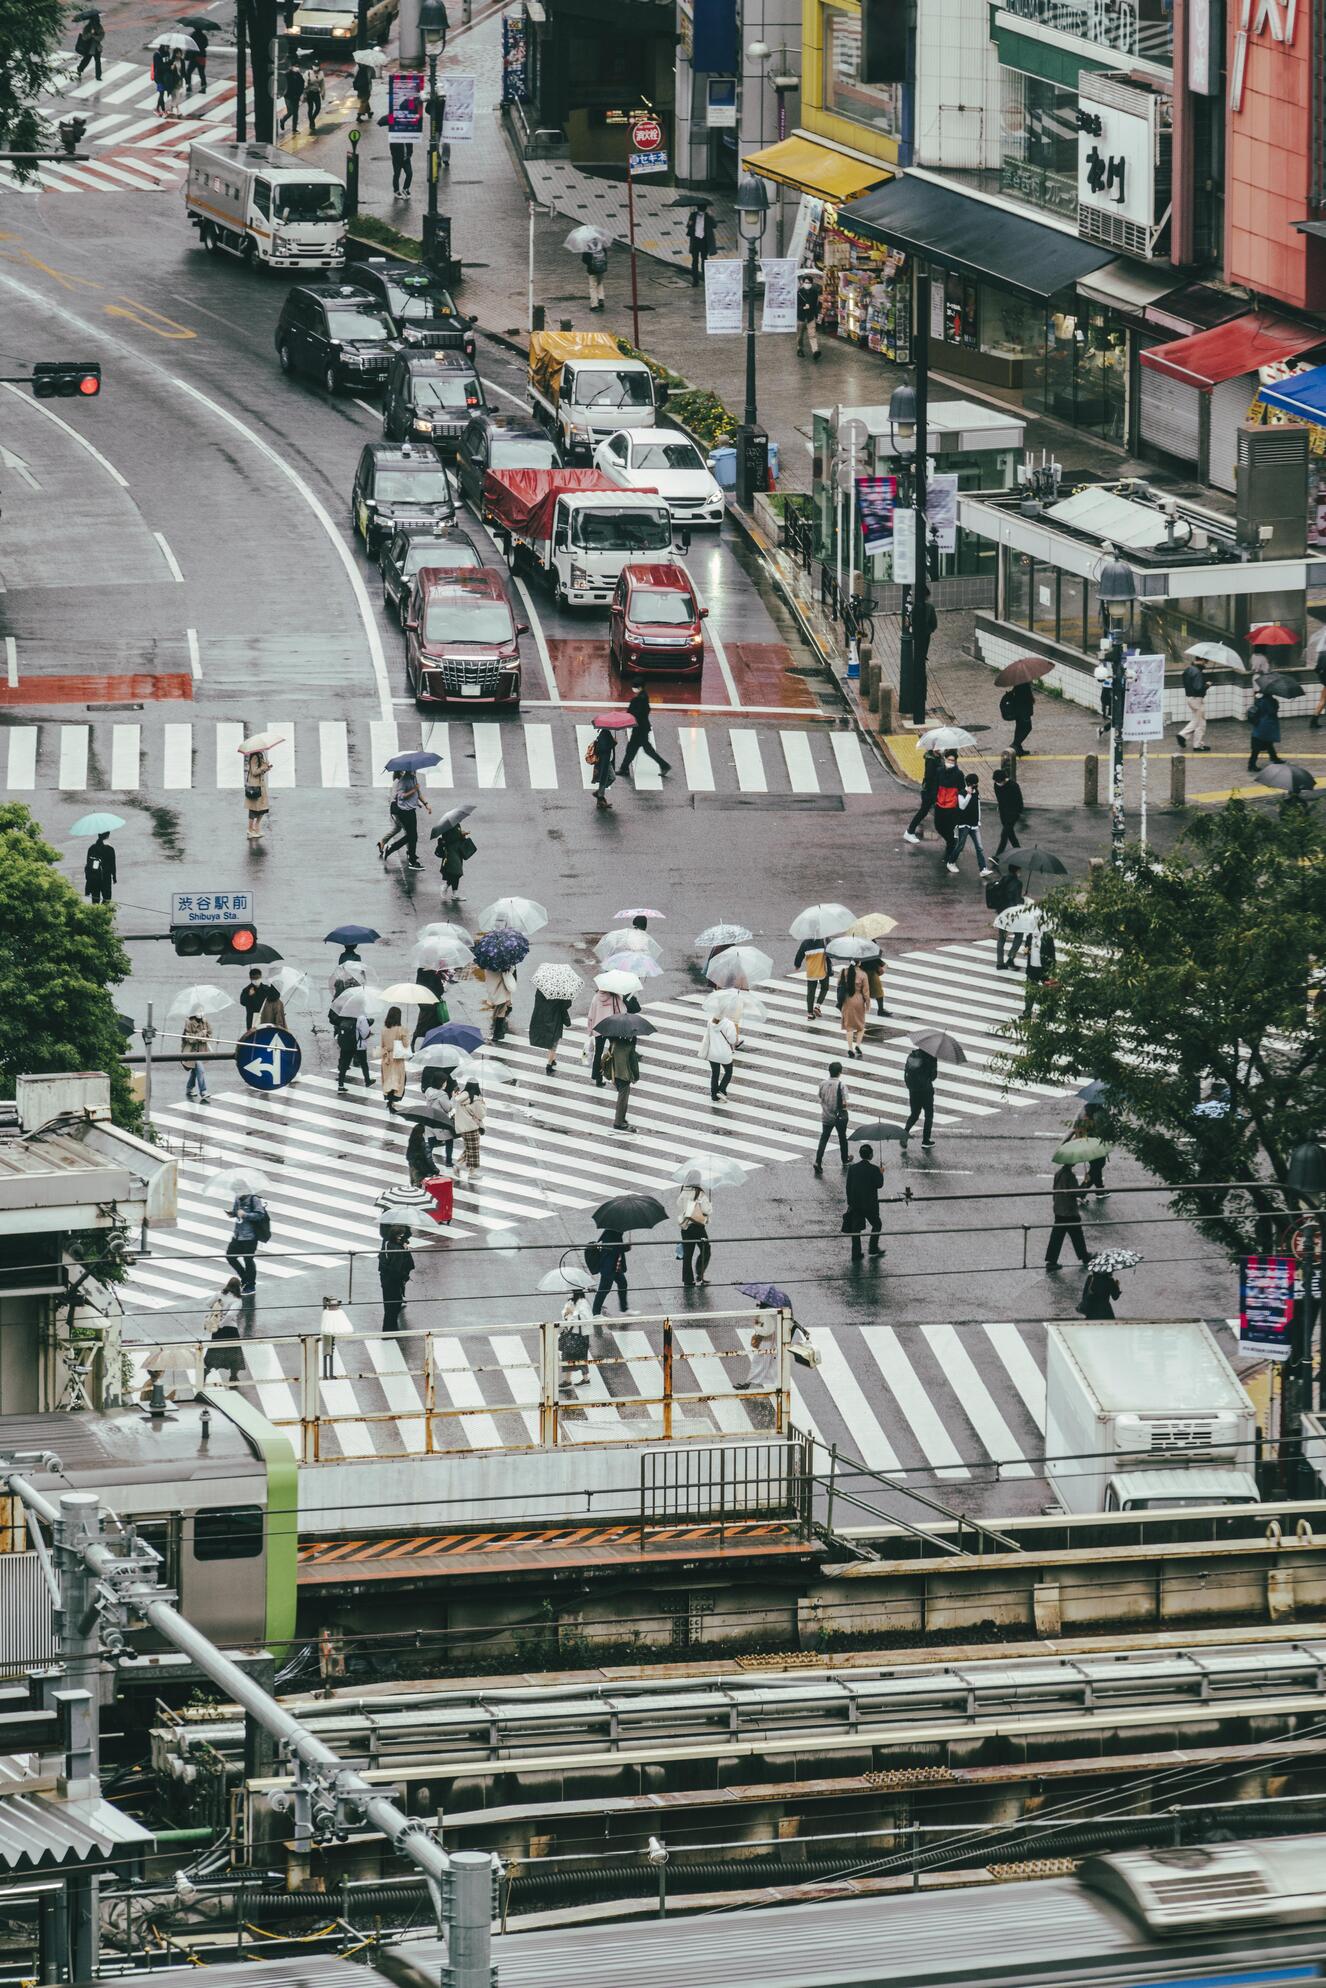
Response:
370,720,398,784
730,729,767,792
830,732,872,794
858,1328,969,1481
6,732,35,790
678,726,715,791
780,731,819,793
110,723,140,791
421,722,453,785
58,727,88,789
524,724,557,788
163,724,192,789
981,1321,1048,1430
320,720,350,788
216,722,243,788
474,727,505,788
922,1322,1033,1480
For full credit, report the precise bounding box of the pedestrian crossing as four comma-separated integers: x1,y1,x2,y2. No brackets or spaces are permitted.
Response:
0,58,252,195
2,715,878,800
122,939,1071,1317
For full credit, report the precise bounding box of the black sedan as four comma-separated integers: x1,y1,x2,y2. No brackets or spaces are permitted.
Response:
350,259,477,360
455,412,561,516
380,523,484,625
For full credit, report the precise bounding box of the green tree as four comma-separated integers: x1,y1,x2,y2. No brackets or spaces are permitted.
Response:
0,805,140,1131
0,0,69,184
1006,803,1326,1258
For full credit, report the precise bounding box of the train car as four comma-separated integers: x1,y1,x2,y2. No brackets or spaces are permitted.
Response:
0,1393,296,1659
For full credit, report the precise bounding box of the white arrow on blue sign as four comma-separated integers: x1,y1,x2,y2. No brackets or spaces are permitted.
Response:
235,1025,302,1092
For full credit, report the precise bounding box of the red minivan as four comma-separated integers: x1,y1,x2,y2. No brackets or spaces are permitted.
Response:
608,561,706,676
404,567,525,706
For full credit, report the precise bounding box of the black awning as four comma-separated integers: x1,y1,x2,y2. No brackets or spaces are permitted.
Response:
837,174,1113,302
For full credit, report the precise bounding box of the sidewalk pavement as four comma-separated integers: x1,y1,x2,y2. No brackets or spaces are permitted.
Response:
283,24,1325,810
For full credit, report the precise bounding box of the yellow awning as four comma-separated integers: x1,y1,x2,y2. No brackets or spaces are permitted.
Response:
744,136,891,203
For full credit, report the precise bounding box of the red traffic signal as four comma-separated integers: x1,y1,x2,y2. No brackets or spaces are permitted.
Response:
226,926,258,955
33,362,101,400
171,922,258,959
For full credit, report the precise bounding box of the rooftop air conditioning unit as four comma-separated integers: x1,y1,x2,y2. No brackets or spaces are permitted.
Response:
1236,424,1308,556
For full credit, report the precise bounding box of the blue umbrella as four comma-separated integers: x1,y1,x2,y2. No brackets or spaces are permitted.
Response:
324,925,381,946
421,1022,483,1052
385,751,444,774
738,1282,792,1309
69,812,125,837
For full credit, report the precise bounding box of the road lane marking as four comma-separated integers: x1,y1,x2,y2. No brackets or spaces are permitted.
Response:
0,444,38,489
0,381,127,487
106,297,196,340
163,723,192,788
705,622,740,706
781,730,819,793
3,638,16,688
729,728,767,792
923,1323,1033,1480
420,721,453,785
829,731,872,793
320,720,349,787
58,726,88,789
479,375,529,411
186,627,200,680
110,723,140,791
982,1322,1047,1430
630,746,663,790
473,726,505,788
677,726,714,791
574,723,596,790
153,532,184,582
858,1328,968,1480
369,718,398,784
215,720,243,787
6,730,36,790
512,575,558,701
523,723,557,788
265,725,296,786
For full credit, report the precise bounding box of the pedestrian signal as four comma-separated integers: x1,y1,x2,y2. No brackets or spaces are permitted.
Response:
33,363,101,399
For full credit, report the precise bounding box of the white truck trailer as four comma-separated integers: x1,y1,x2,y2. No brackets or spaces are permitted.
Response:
186,139,346,269
486,468,677,609
1045,1321,1260,1514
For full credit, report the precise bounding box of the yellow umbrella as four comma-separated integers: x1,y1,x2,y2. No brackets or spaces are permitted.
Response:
848,912,898,939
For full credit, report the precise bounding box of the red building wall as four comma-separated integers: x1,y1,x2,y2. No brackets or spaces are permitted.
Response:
1225,0,1325,310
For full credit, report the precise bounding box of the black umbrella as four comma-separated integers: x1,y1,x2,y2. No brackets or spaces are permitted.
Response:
399,1096,455,1126
325,924,381,946
852,1120,907,1142
1256,762,1317,794
1005,845,1067,876
177,12,227,28
669,193,711,207
71,9,103,17
912,1029,967,1064
594,1013,655,1039
591,1192,667,1231
1261,673,1307,698
220,942,283,964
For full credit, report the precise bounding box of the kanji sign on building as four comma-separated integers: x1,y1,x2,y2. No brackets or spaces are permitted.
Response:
631,116,662,151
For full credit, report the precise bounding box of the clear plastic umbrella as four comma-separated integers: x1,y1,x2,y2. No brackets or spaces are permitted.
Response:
331,985,387,1019
202,1166,272,1200
595,927,663,962
564,224,609,253
994,904,1045,935
166,984,232,1018
703,988,768,1024
696,922,752,949
595,969,643,997
454,1048,515,1088
266,964,309,1005
413,937,472,971
671,1154,751,1189
706,945,773,989
539,1264,591,1293
918,726,978,753
407,1043,469,1073
352,44,388,62
417,920,473,945
478,896,548,935
789,903,855,941
1185,640,1245,672
600,950,663,978
827,935,881,962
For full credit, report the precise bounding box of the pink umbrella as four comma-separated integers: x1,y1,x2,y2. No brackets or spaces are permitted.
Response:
592,712,634,729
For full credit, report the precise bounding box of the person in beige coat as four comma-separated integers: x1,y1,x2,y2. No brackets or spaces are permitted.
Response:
243,749,271,841
379,1005,409,1112
837,964,868,1058
452,1080,485,1172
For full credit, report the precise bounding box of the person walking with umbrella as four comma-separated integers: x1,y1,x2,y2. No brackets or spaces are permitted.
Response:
435,813,473,895
379,765,430,868
796,270,821,359
700,1008,737,1099
620,683,671,777
677,1169,712,1287
900,1044,937,1149
184,22,208,92
952,774,996,879
992,765,1024,857
1003,678,1035,757
378,1224,415,1332
353,56,375,120
1070,1099,1109,1195
152,41,171,112
303,57,325,129
181,1010,213,1104
1078,1262,1121,1317
334,1009,373,1093
83,830,117,904
406,1114,441,1186
75,12,104,79
589,1228,629,1315
242,740,272,842
452,1079,485,1175
606,1029,640,1130
1023,923,1057,1017
837,962,868,1059
584,236,609,311
813,1060,850,1175
226,1190,268,1298
586,982,628,1085
590,720,619,812
202,1279,245,1384
843,1143,885,1261
1178,656,1211,752
529,963,579,1073
1247,683,1282,772
559,1285,593,1389
379,1005,408,1113
903,749,942,845
991,874,1027,971
794,933,831,1020
1046,1161,1089,1271
686,198,717,286
933,750,963,871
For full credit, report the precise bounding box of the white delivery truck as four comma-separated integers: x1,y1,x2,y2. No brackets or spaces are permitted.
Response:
528,331,664,463
1045,1321,1260,1515
486,468,677,608
186,139,347,269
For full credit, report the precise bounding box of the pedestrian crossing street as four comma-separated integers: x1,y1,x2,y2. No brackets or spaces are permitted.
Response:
0,58,253,195
2,715,878,800
124,938,1070,1315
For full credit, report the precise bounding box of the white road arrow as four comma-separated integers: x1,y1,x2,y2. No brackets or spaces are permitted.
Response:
0,446,39,489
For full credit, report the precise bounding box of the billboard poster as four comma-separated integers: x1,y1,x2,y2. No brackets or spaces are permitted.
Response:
387,70,425,142
441,75,476,141
1239,1254,1296,1362
856,474,897,555
1122,652,1165,741
926,473,959,553
760,257,797,333
704,259,742,335
501,12,529,102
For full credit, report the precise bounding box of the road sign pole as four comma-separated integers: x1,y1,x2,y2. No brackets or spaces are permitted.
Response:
626,169,641,350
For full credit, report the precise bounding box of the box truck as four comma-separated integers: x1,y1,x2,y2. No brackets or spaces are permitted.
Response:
528,331,663,463
186,140,346,269
486,468,675,608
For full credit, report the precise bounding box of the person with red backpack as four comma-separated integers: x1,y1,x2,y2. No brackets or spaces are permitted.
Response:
932,750,963,871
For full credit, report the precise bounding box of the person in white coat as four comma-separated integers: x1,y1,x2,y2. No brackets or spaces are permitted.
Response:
559,1288,592,1390
700,1012,737,1101
676,1173,713,1288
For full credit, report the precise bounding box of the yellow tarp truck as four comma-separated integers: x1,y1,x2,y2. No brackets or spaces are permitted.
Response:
528,330,663,462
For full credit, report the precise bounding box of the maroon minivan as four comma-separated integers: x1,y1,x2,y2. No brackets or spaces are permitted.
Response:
404,567,525,707
608,561,706,676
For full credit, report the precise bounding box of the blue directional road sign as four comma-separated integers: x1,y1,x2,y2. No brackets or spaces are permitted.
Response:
235,1025,302,1091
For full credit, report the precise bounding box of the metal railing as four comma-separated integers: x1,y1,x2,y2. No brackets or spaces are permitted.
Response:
781,496,815,570
131,1309,790,1462
640,1434,811,1543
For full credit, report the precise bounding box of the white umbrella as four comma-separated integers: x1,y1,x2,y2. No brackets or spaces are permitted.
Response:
695,922,752,949
703,988,768,1024
789,903,855,941
202,1166,272,1200
595,969,643,997
237,731,286,754
414,938,472,971
381,981,440,1005
266,965,309,1005
671,1154,751,1190
706,945,773,989
352,45,388,63
418,920,473,945
532,962,584,1000
407,1043,469,1073
331,985,387,1019
1185,641,1245,672
539,1264,591,1293
149,29,194,47
379,1203,441,1235
615,906,665,920
167,984,232,1018
994,903,1046,935
918,726,978,753
595,928,663,962
478,896,548,935
1307,627,1326,665
600,950,663,978
454,1049,514,1088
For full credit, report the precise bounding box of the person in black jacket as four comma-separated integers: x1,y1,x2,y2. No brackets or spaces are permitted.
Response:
900,1047,937,1148
83,832,116,904
903,750,941,844
1078,1267,1120,1317
620,683,671,776
843,1144,884,1260
529,987,573,1073
1178,659,1210,751
378,1225,415,1332
686,200,717,286
1024,929,1056,1017
992,765,1024,856
590,1229,630,1316
1046,1163,1089,1269
1005,679,1035,756
988,865,1025,970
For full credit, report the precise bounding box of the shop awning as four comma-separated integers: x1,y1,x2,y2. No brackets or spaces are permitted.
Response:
1259,363,1326,423
1138,312,1324,390
744,137,890,204
1142,282,1247,335
1076,259,1176,314
837,174,1112,301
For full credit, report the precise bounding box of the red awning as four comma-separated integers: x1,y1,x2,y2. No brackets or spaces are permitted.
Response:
1139,312,1325,391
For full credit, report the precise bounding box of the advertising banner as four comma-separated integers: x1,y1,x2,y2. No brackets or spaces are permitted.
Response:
1239,1254,1297,1362
387,70,425,141
856,474,897,554
704,258,743,334
760,257,798,332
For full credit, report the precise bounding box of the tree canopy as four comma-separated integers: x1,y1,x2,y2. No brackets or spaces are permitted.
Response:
1006,803,1326,1258
0,0,69,184
0,805,140,1131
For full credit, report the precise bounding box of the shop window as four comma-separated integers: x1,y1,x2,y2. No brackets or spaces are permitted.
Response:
860,0,907,82
1032,566,1059,642
1000,69,1079,222
982,291,1039,364
1059,572,1086,652
823,5,903,136
1005,551,1033,627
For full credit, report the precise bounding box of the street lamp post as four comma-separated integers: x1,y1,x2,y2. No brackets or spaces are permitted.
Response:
420,0,450,279
734,173,770,512
1095,543,1137,868
890,263,931,726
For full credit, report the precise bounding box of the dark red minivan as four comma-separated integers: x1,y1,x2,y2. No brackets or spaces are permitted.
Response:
608,561,706,676
404,567,524,707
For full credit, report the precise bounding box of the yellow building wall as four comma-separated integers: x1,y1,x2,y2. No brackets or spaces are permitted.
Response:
799,0,902,166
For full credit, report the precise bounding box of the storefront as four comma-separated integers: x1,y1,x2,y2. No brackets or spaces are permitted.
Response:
1057,260,1176,448
1137,311,1326,489
836,174,1114,398
743,135,898,347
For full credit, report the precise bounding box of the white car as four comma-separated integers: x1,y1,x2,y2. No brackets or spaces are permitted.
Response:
593,427,725,527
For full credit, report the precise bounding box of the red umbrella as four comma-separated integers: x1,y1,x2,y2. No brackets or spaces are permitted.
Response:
591,711,634,729
994,655,1055,688
1248,623,1298,646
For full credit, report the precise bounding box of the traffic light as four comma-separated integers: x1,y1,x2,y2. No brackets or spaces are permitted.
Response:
171,920,259,959
33,362,101,399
